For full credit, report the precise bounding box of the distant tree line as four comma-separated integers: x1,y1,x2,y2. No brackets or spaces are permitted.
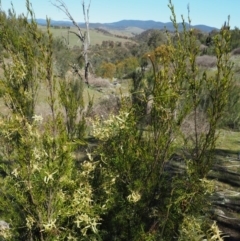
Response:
50,25,71,29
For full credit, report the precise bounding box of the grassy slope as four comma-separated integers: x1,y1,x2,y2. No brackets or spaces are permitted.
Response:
107,27,144,37
38,26,136,46
0,24,136,115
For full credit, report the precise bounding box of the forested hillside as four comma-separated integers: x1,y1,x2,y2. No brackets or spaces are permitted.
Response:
0,0,240,240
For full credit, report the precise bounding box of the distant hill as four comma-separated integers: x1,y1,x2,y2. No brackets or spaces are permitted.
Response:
36,19,218,33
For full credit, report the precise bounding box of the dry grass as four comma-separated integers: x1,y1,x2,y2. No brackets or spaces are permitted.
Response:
38,26,136,46
88,76,111,88
216,129,240,153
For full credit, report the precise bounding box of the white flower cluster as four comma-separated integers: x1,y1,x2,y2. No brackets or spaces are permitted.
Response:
74,214,99,236
127,190,141,203
32,114,43,123
26,215,35,229
8,57,27,82
42,219,57,232
0,220,11,239
91,111,132,141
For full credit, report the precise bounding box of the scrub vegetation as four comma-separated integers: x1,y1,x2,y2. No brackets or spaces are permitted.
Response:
0,0,240,240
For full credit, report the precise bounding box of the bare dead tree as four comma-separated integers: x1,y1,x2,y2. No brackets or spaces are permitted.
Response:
61,30,70,48
51,0,91,86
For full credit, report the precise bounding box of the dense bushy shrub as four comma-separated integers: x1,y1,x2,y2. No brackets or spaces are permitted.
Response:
91,2,233,240
230,27,240,50
0,3,105,240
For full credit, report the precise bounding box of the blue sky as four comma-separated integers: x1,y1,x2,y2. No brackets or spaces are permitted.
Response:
1,0,239,28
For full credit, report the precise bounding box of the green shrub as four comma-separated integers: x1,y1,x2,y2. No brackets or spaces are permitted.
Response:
89,1,233,240
0,2,104,240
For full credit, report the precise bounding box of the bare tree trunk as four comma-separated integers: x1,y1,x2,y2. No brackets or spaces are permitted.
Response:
82,1,91,85
52,0,91,86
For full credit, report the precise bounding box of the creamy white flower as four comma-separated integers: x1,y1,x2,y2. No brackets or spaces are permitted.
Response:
32,114,43,122
42,219,56,231
44,170,57,184
11,168,19,178
127,191,141,203
26,216,35,229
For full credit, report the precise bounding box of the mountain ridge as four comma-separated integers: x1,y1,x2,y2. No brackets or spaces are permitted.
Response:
36,19,218,33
